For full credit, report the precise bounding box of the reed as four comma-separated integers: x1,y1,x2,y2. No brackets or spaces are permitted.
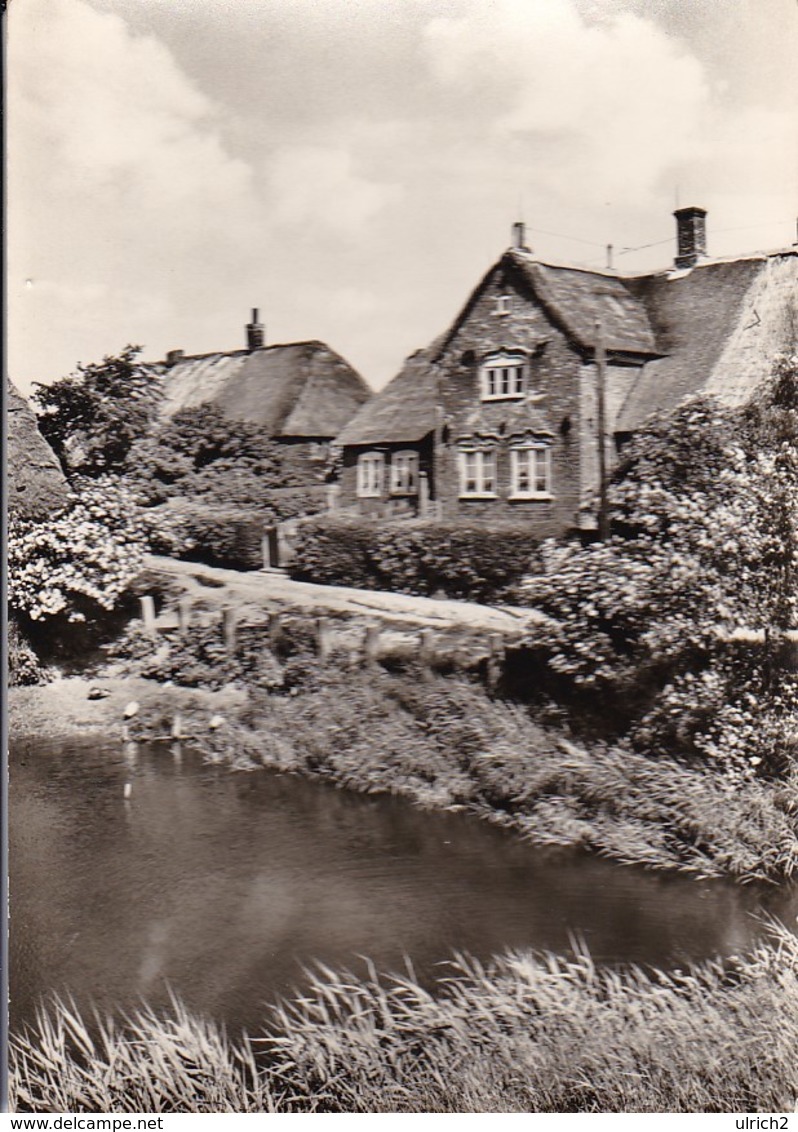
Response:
11,926,797,1113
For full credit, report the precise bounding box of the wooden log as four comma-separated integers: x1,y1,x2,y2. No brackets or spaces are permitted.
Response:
140,595,157,638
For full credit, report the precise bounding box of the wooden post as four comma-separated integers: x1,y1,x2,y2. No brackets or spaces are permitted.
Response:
222,607,238,654
595,318,610,541
140,595,157,638
177,597,192,635
316,616,333,663
268,612,284,654
419,471,430,518
487,632,505,692
419,628,435,672
363,621,382,667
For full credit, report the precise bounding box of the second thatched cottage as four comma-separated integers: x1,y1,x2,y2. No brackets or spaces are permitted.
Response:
334,208,797,535
155,311,371,479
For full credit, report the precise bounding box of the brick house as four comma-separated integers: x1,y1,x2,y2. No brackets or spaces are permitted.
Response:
334,209,797,533
156,311,371,478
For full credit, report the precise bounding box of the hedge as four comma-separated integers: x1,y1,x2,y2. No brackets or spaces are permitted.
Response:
144,501,265,571
289,517,541,602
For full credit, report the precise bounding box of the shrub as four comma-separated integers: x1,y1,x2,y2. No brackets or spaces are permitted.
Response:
8,620,47,687
290,518,541,602
8,479,147,626
152,501,265,571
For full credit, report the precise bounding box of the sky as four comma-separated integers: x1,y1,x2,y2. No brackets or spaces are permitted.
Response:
7,0,798,397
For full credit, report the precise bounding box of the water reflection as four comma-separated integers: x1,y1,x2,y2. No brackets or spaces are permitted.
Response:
9,737,796,1036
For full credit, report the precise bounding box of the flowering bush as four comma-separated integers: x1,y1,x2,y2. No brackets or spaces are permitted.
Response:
8,479,148,624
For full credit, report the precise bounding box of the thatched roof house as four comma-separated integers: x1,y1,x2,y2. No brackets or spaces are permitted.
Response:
155,313,370,445
7,379,69,521
335,207,797,533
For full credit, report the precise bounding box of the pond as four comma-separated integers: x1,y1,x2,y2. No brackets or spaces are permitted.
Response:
10,737,797,1035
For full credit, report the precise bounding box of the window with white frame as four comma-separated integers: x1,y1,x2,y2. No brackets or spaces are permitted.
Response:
458,447,497,497
510,444,551,497
481,351,525,400
390,450,419,494
357,451,384,497
494,294,511,316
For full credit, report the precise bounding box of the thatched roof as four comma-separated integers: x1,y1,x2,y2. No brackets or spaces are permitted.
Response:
157,341,370,439
510,253,658,354
333,345,442,447
617,249,798,430
7,380,69,521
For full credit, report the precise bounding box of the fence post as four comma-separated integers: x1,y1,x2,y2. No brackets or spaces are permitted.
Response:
316,616,333,663
419,628,435,673
177,597,192,635
268,612,283,654
140,595,157,638
487,632,505,692
222,607,238,654
363,621,382,667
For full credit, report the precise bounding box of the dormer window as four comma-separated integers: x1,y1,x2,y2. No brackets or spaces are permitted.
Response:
481,351,525,401
494,295,511,316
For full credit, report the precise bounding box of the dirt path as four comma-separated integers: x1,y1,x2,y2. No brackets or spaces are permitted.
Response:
146,554,547,639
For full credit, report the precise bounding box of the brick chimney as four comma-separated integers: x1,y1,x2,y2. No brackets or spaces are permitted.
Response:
246,308,265,350
674,206,707,268
511,221,530,252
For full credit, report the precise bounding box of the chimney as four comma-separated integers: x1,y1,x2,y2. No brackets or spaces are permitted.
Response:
673,206,707,268
511,221,530,252
165,349,184,367
246,308,265,351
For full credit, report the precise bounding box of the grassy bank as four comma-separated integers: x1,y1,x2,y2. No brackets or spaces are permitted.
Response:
164,666,797,884
11,927,797,1113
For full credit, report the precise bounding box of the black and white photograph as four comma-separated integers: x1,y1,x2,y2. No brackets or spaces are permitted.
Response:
5,0,798,1115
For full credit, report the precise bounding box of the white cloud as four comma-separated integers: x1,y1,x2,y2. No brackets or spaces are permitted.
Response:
423,0,711,201
8,0,261,387
267,144,402,234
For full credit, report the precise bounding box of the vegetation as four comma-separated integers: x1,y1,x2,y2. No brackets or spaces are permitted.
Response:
111,658,796,883
516,361,798,771
34,346,160,477
124,403,295,507
8,479,148,630
11,926,797,1113
291,517,541,602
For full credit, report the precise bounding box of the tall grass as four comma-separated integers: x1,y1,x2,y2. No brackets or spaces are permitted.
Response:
11,926,798,1113
192,667,798,883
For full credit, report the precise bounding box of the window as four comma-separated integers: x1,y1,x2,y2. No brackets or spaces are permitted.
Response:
481,351,525,400
494,295,511,316
357,451,384,497
458,448,497,497
510,445,551,498
390,450,419,494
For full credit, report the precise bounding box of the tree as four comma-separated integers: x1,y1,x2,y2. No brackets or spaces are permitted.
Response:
34,346,161,477
125,403,287,506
